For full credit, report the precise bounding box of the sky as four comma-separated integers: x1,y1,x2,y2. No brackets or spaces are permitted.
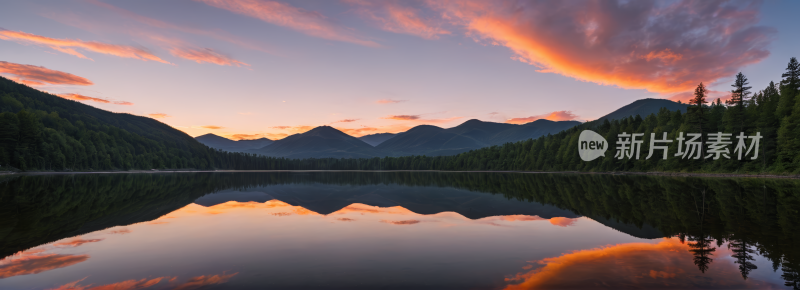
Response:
1,0,798,140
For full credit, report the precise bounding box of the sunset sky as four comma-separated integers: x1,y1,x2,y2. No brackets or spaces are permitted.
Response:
1,0,798,140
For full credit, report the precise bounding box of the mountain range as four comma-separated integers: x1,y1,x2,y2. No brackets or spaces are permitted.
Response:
196,133,273,153
195,98,688,159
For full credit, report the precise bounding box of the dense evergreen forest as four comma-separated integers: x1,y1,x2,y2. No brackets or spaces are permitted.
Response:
2,172,799,287
1,57,798,173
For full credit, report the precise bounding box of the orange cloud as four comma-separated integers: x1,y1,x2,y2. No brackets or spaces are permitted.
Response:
201,125,225,129
505,111,577,124
335,126,378,137
170,47,249,67
337,217,356,221
384,114,420,120
196,0,379,47
346,0,450,39
0,253,89,279
48,272,237,290
107,228,131,235
57,93,109,104
329,203,417,216
148,113,170,118
172,273,238,290
228,133,265,140
428,0,774,93
0,29,170,64
56,93,133,105
333,119,359,123
49,277,167,290
0,61,93,86
380,219,421,225
503,238,772,290
376,99,407,104
548,217,577,227
53,238,104,248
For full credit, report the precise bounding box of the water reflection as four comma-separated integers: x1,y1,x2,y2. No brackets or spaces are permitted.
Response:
0,172,798,289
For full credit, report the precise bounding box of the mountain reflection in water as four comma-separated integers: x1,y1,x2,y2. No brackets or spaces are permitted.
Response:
0,172,798,289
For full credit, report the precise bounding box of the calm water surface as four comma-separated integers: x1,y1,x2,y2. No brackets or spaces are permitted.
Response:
1,172,798,289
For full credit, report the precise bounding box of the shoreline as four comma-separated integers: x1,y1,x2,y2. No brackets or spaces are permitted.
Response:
2,169,799,179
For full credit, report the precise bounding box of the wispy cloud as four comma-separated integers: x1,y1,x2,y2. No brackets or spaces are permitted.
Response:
331,118,359,123
0,61,93,86
87,0,275,54
229,133,265,140
380,219,421,225
48,272,237,290
376,99,407,104
52,238,104,248
196,0,380,47
169,47,249,67
382,114,462,124
148,113,170,118
201,125,224,129
0,28,171,64
427,0,774,93
346,0,450,39
0,253,89,279
506,111,577,124
383,114,420,120
57,93,133,105
335,126,378,137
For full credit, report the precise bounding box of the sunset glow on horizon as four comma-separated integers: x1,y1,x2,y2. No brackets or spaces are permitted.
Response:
2,0,797,140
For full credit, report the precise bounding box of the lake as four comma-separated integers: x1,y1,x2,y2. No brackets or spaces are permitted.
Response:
1,172,798,289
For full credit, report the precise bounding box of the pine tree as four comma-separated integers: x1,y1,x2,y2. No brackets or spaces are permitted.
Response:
729,238,758,280
778,57,800,119
688,83,709,158
728,72,752,134
688,234,716,273
754,82,780,167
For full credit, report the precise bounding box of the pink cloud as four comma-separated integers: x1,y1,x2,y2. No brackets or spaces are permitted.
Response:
169,47,249,67
86,0,274,54
426,0,774,93
0,61,93,86
148,113,170,118
332,119,359,123
380,219,421,225
376,99,407,104
383,114,420,120
196,0,379,47
0,253,89,279
506,111,578,124
346,0,450,39
0,29,171,64
56,93,133,105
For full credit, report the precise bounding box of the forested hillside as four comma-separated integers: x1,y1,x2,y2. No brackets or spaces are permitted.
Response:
0,76,286,171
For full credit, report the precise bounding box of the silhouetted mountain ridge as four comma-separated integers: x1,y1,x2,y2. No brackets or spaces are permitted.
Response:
196,133,273,153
